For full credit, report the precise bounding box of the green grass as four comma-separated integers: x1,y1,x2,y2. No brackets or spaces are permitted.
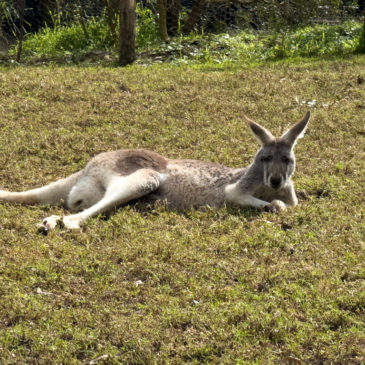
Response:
0,56,364,364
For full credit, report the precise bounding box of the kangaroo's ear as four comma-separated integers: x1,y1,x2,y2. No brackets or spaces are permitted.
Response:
281,111,310,147
243,114,275,146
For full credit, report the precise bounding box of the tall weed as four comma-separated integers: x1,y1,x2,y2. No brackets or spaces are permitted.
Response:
136,4,159,47
356,21,365,53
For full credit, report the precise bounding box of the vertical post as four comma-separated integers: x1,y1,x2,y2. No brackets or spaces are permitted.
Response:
119,0,136,66
158,0,169,42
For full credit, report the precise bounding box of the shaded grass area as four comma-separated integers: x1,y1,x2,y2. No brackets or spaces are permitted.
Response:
0,57,364,364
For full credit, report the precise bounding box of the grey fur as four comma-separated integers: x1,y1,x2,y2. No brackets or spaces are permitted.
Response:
0,112,310,231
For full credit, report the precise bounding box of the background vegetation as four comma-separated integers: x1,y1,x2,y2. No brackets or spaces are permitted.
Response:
0,0,364,65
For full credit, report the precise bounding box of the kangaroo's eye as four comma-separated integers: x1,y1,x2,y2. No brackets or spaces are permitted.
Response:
261,156,272,163
282,156,291,164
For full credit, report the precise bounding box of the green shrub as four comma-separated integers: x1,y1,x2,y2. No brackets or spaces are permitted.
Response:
11,16,113,61
11,6,160,62
266,21,363,60
10,16,363,65
164,21,362,66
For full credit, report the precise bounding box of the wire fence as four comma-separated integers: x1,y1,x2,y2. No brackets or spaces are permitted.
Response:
0,0,363,45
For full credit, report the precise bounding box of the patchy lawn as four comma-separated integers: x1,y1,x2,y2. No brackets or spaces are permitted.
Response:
0,56,364,364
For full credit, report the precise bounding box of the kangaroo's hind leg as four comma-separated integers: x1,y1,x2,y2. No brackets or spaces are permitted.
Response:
60,168,162,230
39,171,109,233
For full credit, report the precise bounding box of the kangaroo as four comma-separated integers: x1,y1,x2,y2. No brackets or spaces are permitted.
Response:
0,112,310,232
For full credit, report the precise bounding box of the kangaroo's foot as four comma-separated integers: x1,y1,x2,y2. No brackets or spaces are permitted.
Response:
38,215,62,235
38,214,82,234
264,199,286,213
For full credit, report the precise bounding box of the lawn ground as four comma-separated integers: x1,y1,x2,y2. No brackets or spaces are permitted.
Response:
0,56,364,364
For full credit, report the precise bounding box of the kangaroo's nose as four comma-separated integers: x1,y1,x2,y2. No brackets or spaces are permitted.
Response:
270,176,281,189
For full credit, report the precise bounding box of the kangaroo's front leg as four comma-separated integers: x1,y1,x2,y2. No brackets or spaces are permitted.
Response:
224,183,286,212
40,168,162,231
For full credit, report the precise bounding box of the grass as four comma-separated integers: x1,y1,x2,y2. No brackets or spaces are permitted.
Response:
0,56,364,364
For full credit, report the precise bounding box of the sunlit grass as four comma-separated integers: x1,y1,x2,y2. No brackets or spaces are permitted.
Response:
0,57,364,363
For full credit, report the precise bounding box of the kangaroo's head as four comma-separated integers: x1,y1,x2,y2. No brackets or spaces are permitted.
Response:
245,111,310,190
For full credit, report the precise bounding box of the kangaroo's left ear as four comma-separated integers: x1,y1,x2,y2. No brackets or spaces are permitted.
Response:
281,111,310,147
243,114,275,146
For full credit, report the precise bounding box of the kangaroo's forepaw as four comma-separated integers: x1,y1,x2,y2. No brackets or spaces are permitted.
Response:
62,216,82,230
38,215,61,235
264,199,286,213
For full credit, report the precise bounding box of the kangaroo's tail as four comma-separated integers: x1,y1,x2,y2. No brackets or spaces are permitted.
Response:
0,170,83,206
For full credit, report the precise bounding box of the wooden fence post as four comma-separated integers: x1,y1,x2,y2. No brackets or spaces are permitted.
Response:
158,0,169,42
119,0,136,66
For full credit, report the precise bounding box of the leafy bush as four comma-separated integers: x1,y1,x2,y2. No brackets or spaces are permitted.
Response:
10,6,160,62
9,14,363,65
10,16,113,61
151,20,362,66
265,21,363,60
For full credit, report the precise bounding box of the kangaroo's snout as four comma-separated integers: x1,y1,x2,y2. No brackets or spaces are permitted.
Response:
269,176,282,189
